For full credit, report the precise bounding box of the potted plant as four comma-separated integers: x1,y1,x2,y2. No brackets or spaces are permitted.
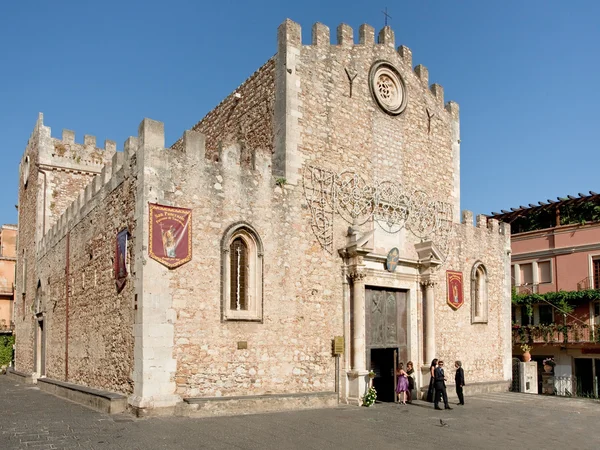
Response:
363,386,377,407
520,344,532,362
368,370,376,379
542,357,556,373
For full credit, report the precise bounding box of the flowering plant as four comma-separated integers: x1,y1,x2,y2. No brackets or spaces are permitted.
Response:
520,344,532,353
543,357,556,367
363,386,377,407
368,370,376,379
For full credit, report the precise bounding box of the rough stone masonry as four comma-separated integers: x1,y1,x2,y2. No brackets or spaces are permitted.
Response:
14,18,512,416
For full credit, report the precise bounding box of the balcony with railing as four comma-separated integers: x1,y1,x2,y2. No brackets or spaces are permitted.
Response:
512,323,600,345
0,319,14,333
513,282,558,295
578,277,594,291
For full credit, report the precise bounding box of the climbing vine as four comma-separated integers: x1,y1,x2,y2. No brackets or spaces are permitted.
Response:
511,288,600,317
0,335,14,367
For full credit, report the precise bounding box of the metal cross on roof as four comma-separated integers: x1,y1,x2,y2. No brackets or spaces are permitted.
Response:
382,7,392,26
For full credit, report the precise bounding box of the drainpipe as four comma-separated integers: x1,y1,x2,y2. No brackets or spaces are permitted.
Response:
65,232,70,381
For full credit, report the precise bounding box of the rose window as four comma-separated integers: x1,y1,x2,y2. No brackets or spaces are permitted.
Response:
369,61,407,115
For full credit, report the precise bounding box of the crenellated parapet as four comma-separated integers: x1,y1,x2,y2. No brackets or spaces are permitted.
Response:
36,117,273,258
39,128,116,173
460,210,510,241
37,145,128,257
276,19,459,115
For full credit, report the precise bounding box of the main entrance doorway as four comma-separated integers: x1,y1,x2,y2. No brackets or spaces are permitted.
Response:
366,288,408,403
370,348,397,402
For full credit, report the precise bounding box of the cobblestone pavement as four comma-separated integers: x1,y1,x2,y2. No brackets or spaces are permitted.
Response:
1,376,599,450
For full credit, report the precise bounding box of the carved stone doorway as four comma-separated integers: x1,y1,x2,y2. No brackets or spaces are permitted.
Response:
365,288,408,402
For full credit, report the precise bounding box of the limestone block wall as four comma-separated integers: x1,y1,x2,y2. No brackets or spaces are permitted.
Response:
434,215,511,383
171,58,275,163
15,115,48,373
42,131,116,235
162,130,344,399
275,20,460,224
18,130,136,393
15,115,122,379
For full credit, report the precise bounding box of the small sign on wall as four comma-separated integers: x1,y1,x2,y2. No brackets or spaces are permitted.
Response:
446,270,464,310
333,336,344,355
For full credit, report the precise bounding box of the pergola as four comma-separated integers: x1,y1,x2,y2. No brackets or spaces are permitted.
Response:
488,191,600,228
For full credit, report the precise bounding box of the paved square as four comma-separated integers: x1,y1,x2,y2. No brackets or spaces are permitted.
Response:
1,376,598,449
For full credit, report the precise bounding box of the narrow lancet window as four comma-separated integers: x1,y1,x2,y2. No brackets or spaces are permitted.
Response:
230,237,248,311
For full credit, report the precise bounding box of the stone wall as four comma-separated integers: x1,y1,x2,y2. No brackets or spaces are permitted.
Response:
171,59,275,163
42,132,116,235
274,21,459,215
15,115,47,373
433,216,511,383
15,114,135,393
161,135,342,398
36,166,136,393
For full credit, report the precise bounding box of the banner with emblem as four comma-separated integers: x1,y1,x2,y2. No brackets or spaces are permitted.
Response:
115,228,129,292
149,203,192,269
446,270,464,310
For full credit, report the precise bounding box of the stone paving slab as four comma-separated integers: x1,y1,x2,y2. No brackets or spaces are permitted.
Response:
1,376,599,450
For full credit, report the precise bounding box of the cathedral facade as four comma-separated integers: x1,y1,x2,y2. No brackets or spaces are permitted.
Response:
14,19,511,416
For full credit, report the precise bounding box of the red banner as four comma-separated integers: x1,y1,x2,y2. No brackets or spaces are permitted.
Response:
149,203,192,269
446,270,464,310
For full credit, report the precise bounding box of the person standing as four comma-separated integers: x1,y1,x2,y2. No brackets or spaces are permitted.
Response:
426,358,438,402
405,361,415,404
434,360,452,410
455,361,465,405
395,363,409,405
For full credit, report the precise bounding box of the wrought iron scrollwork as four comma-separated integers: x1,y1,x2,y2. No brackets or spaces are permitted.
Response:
302,165,454,263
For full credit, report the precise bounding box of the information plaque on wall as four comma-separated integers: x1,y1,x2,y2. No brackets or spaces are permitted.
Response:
333,336,344,355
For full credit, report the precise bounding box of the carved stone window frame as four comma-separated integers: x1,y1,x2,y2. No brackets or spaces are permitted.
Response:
222,222,264,322
471,261,488,324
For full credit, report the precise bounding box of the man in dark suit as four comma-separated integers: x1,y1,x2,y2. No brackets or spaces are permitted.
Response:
455,360,465,405
434,360,452,410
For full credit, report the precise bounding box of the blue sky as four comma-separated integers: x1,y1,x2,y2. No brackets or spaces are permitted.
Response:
1,1,599,226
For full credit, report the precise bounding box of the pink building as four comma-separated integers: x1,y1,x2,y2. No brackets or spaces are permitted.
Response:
0,224,17,334
490,192,600,397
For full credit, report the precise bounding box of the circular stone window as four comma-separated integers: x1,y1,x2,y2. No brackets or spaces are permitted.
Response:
369,61,407,116
23,155,30,187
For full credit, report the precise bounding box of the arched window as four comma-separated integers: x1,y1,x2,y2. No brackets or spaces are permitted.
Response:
222,223,263,321
471,262,488,323
230,237,249,311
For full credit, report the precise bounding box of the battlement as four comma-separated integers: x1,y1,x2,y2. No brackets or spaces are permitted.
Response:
277,19,458,114
44,129,116,171
24,114,118,173
37,118,272,257
460,210,503,235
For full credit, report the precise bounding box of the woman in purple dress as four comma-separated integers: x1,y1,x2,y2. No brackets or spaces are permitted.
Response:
396,363,409,405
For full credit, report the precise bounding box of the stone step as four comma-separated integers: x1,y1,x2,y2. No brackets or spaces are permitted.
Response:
178,391,338,418
36,377,127,414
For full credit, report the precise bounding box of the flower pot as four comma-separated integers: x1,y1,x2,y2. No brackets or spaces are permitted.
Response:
543,364,553,373
522,351,531,362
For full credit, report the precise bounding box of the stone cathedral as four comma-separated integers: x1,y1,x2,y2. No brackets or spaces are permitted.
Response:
13,19,511,416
